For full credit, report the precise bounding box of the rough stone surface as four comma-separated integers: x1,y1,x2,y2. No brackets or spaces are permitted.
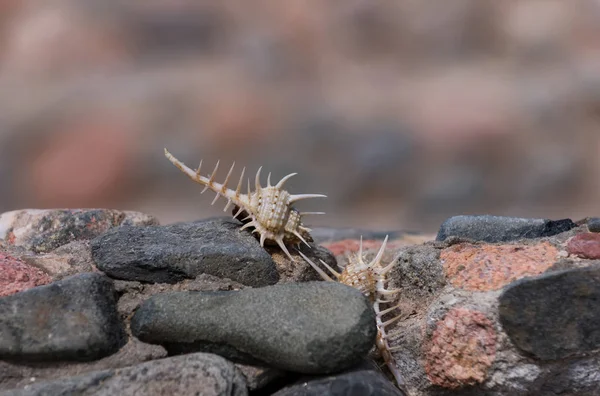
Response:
0,338,167,392
441,242,559,291
131,281,376,374
267,243,340,283
2,352,247,396
536,355,600,396
322,236,431,258
436,215,576,243
234,364,284,391
272,365,405,396
15,240,98,280
0,209,158,253
424,307,497,389
0,252,51,297
499,266,600,361
91,218,279,287
567,233,600,260
0,272,126,362
392,244,445,301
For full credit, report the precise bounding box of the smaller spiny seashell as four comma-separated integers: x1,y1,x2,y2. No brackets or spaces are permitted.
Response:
299,236,410,395
164,149,326,261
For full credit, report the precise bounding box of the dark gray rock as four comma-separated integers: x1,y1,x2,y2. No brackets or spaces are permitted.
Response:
0,273,126,362
91,218,279,287
1,352,247,396
131,281,376,374
499,265,600,360
271,365,405,396
588,217,600,233
436,215,575,243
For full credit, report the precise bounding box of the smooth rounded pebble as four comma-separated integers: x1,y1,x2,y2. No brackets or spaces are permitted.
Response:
131,281,377,374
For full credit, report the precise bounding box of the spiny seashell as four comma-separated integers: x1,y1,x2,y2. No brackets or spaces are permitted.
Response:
299,236,409,394
165,149,326,261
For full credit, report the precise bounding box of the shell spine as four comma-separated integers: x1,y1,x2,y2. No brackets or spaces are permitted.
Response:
164,149,326,260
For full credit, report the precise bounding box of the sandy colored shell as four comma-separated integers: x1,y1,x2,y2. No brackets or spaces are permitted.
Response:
299,236,410,394
164,149,326,260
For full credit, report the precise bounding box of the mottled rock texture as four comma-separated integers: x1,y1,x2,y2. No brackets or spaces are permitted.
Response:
440,242,559,291
2,353,247,396
0,252,51,297
0,209,158,253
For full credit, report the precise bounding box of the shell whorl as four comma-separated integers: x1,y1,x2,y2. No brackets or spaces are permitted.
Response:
164,149,326,261
299,236,409,394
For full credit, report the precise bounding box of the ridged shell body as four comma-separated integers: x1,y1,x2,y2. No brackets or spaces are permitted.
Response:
339,253,377,298
164,149,326,260
251,187,297,240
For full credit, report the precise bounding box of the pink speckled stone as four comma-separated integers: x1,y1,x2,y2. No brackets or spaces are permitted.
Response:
441,242,558,291
0,252,52,296
567,233,600,260
424,307,497,389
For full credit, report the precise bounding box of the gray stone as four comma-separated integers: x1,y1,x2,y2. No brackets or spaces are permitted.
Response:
271,365,405,396
91,218,279,287
499,266,600,360
15,241,96,280
536,355,600,396
0,209,158,253
1,352,247,396
436,215,575,243
588,217,600,233
131,281,376,374
0,273,126,362
0,337,166,392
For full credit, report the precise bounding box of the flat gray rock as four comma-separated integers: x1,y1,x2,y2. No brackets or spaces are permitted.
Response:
499,265,600,360
436,215,575,243
0,273,126,362
1,352,247,396
131,281,376,374
91,218,279,287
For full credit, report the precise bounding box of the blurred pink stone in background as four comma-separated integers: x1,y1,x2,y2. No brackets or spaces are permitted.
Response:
0,0,599,232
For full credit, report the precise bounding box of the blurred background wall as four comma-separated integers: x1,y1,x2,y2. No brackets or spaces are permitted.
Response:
1,0,600,233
